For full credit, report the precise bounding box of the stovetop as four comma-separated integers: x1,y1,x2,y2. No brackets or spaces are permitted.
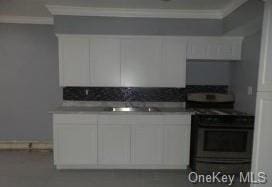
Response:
193,108,251,116
191,108,255,127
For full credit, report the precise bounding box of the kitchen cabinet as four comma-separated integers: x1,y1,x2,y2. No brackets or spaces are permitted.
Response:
131,125,164,165
57,35,188,87
91,37,121,86
187,37,243,61
53,114,98,168
53,113,191,169
121,36,187,87
163,115,191,166
58,37,90,86
57,35,243,87
98,115,130,165
161,37,187,87
121,37,163,87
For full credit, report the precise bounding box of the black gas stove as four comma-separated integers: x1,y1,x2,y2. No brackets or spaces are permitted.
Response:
188,93,254,174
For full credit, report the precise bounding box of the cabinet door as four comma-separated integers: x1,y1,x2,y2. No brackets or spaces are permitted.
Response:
257,2,272,92
91,37,121,86
98,125,130,165
131,125,163,165
163,125,190,166
59,37,90,86
251,92,272,185
187,37,242,61
161,37,187,87
187,38,208,60
121,37,162,87
54,124,97,166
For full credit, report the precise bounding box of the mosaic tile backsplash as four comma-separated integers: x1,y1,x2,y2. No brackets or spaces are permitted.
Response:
63,85,229,102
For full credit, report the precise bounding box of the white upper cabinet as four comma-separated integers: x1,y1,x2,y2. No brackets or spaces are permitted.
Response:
121,36,187,87
187,37,243,61
121,37,163,87
90,37,121,87
57,35,243,87
257,2,272,92
58,37,90,86
161,37,187,87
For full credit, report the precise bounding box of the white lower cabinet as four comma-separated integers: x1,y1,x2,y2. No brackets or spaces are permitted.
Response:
131,125,164,165
54,124,97,167
98,125,131,165
163,125,190,166
53,114,191,169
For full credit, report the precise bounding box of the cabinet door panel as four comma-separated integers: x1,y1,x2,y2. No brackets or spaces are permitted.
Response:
131,126,163,165
163,125,190,166
121,38,162,87
59,37,90,86
98,125,130,165
91,38,121,86
162,38,187,87
54,124,97,165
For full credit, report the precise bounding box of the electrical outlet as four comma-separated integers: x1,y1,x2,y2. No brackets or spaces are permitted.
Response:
248,86,253,96
85,89,89,95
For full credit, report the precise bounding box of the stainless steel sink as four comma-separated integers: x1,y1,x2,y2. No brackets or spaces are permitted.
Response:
103,107,160,112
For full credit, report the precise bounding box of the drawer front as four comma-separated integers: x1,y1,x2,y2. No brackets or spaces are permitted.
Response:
163,115,191,125
53,114,97,124
98,115,128,125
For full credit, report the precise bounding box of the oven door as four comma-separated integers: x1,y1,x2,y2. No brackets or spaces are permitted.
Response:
196,125,253,159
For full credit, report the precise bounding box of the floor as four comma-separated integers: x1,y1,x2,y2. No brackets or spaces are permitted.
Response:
0,151,249,187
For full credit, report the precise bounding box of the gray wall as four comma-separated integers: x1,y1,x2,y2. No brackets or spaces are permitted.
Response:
54,16,223,36
0,23,62,140
230,31,262,114
223,0,264,34
187,61,231,85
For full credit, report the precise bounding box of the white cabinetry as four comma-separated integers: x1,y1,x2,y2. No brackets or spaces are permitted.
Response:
57,35,188,87
98,115,130,165
91,37,121,86
163,115,191,166
161,37,187,87
130,116,164,165
57,35,243,87
121,37,163,87
53,113,191,169
53,114,98,168
187,37,243,61
58,37,90,86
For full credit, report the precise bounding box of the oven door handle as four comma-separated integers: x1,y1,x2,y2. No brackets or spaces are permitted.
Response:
196,158,251,165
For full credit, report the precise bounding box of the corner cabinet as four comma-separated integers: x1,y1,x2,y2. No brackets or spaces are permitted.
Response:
53,113,191,169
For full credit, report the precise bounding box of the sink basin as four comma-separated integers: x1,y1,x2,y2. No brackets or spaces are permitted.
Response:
103,107,160,112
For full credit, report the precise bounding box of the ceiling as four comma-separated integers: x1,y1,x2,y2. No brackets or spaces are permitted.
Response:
0,0,247,18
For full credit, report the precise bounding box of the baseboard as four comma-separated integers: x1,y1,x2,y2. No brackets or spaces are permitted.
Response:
0,141,53,150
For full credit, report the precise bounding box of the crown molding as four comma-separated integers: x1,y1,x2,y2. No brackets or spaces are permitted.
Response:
222,0,248,18
46,5,223,19
46,0,249,20
0,16,53,25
